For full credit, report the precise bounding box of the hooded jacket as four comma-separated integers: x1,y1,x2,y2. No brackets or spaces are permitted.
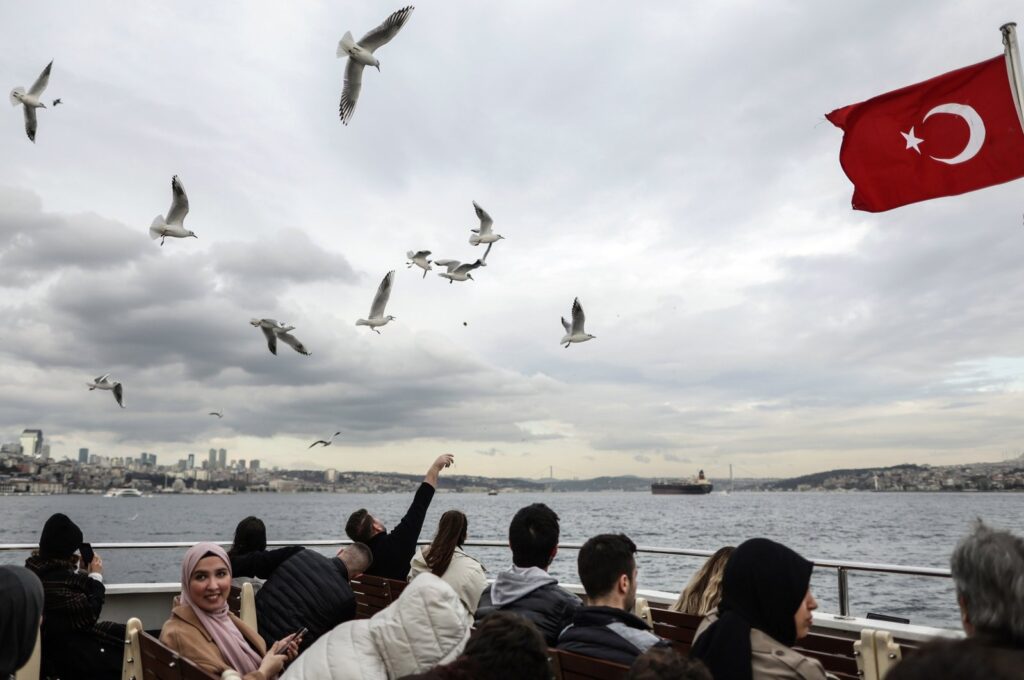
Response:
557,605,667,666
475,565,582,645
408,546,487,614
281,573,472,680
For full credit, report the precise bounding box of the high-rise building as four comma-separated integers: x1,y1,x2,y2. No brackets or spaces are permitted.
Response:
39,444,51,460
187,453,195,469
238,459,246,471
208,449,217,469
78,448,89,464
218,448,227,469
20,429,42,457
250,459,260,471
325,468,337,483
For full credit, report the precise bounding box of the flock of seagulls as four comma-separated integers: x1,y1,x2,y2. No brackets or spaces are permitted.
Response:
12,8,598,445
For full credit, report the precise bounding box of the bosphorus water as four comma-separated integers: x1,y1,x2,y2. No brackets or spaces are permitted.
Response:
2,490,1021,630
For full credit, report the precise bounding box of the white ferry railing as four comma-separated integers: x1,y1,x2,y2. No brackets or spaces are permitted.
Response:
0,539,951,618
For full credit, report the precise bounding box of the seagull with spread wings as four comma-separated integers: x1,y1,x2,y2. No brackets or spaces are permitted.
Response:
435,257,483,283
356,271,396,333
336,6,414,125
86,373,126,408
469,201,504,246
208,409,224,419
309,432,342,449
250,318,311,356
149,176,198,246
10,60,52,143
406,250,432,278
560,298,596,348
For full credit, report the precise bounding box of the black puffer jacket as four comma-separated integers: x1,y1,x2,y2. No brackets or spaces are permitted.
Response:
230,545,304,579
557,605,668,666
255,548,355,651
475,566,581,645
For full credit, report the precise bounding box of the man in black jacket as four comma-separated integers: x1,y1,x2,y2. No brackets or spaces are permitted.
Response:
557,533,667,665
345,453,454,579
255,542,372,652
475,503,582,645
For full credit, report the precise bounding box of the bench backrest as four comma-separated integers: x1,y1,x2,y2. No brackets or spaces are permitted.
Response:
550,649,629,680
137,628,219,680
648,608,704,655
350,574,409,618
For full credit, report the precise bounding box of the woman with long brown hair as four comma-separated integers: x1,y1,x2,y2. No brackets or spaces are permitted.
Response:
409,510,487,614
671,546,735,616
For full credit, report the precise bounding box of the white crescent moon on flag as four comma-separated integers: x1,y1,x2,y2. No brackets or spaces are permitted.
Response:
923,103,985,165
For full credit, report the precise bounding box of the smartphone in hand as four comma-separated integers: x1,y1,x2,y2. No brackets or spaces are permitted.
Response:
79,542,94,566
294,627,308,639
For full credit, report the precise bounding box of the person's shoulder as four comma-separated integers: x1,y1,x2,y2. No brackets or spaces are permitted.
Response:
750,629,827,679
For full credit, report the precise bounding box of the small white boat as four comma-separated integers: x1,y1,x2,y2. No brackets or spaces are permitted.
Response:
104,487,143,497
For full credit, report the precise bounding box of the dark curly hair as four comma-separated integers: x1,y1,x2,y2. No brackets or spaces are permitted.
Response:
462,611,550,680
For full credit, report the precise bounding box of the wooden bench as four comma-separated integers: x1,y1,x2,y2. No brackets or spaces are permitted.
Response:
796,631,918,680
550,649,630,680
350,574,409,618
648,608,703,655
123,617,220,680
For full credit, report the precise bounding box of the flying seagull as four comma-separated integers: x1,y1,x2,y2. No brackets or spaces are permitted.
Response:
86,373,125,408
336,6,414,125
309,432,342,448
249,318,310,356
51,98,62,107
277,328,312,356
149,175,197,246
560,298,596,348
356,270,396,333
10,60,52,143
469,201,504,246
208,409,224,418
435,258,483,283
406,250,432,278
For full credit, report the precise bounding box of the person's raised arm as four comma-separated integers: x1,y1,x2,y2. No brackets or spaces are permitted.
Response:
423,453,454,489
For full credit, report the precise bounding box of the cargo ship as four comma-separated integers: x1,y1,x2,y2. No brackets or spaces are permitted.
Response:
651,469,713,495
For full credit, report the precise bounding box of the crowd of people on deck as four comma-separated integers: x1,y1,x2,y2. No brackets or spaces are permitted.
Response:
2,453,1023,680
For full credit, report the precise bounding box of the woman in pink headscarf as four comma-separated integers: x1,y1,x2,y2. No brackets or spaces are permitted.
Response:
160,542,300,680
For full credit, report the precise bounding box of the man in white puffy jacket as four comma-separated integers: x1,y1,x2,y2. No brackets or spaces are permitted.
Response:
281,572,472,680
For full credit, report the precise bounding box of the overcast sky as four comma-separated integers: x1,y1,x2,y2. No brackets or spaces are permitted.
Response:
2,1,1024,480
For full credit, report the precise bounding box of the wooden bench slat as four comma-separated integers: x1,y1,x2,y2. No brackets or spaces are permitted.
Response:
552,649,629,680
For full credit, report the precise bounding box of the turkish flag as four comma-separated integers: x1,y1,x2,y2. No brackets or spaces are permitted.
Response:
827,55,1024,212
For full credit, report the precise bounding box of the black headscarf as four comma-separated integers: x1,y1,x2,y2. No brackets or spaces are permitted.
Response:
0,565,44,676
690,538,813,680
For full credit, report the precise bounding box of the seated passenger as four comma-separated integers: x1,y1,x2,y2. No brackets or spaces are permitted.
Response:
25,513,126,680
950,520,1024,645
670,546,734,616
256,542,371,652
691,538,829,680
346,454,454,580
0,565,44,678
160,542,298,680
627,646,712,680
228,516,305,591
408,510,487,614
886,636,1022,680
398,611,550,680
557,533,667,665
280,572,473,680
475,502,582,645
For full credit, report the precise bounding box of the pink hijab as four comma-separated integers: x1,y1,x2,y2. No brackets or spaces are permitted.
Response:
179,542,262,675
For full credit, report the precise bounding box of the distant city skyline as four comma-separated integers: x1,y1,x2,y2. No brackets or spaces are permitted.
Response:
3,2,1024,478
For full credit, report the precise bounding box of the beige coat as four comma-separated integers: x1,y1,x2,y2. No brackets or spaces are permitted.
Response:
695,611,832,680
160,604,269,680
408,546,487,615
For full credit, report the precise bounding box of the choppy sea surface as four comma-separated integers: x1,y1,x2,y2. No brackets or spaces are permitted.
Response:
2,490,1021,629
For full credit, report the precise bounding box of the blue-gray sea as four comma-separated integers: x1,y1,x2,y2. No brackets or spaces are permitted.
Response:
2,490,1020,630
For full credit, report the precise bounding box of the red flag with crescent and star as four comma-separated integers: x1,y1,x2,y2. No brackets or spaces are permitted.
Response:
827,55,1024,212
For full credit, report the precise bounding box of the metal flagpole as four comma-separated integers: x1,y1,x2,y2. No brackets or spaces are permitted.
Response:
1001,22,1024,133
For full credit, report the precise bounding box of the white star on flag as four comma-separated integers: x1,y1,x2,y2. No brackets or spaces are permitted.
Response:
901,126,924,153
